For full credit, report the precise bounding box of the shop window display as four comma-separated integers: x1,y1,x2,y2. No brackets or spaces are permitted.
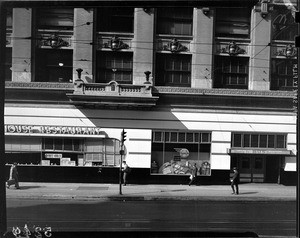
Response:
151,131,211,176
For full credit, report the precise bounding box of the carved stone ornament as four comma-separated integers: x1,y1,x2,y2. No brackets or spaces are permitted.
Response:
163,38,188,53
41,34,70,48
276,44,297,58
221,41,246,56
106,36,129,51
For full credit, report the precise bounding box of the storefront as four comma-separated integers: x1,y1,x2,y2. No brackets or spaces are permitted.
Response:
228,132,294,183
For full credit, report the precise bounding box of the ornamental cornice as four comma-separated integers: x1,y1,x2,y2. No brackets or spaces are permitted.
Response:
5,82,74,90
154,87,295,98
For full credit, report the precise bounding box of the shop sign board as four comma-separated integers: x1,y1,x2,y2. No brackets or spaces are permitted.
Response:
228,148,291,155
4,124,103,137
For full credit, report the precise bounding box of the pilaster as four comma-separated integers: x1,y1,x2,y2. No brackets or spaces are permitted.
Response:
249,8,272,90
73,8,93,83
12,8,32,82
132,8,154,85
191,8,214,88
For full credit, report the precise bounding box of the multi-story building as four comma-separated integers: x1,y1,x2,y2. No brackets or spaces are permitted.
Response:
2,0,297,185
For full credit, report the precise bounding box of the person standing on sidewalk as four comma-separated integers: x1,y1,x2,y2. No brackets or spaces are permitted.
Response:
122,161,131,186
230,167,239,195
6,163,20,189
189,163,198,186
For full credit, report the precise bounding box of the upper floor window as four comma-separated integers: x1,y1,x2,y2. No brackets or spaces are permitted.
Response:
35,49,73,83
156,53,191,87
156,8,193,36
271,59,297,90
37,8,74,30
214,56,249,89
97,7,134,33
96,51,133,84
215,8,251,38
271,5,298,41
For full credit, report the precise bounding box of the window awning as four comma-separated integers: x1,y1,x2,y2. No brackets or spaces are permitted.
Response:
227,148,293,155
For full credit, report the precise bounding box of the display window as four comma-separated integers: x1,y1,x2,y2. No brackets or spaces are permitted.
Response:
151,131,211,175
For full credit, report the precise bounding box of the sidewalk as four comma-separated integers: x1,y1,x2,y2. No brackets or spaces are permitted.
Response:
5,182,296,202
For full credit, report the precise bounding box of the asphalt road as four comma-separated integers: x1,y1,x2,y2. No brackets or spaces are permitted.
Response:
6,199,296,237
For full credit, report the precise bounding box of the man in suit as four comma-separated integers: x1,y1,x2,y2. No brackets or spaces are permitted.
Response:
6,163,20,189
230,167,239,195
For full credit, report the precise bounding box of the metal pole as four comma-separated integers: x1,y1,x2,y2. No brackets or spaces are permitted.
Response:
119,152,123,195
0,2,7,237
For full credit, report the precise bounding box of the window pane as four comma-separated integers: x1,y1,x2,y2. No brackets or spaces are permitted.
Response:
276,135,286,148
54,139,63,150
251,135,259,148
243,134,250,147
233,134,242,147
216,8,250,38
268,135,275,148
97,7,134,33
157,8,193,35
44,138,54,150
259,135,267,148
37,8,74,30
64,139,73,151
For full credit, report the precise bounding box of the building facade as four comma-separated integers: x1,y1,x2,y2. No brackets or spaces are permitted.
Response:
3,0,298,184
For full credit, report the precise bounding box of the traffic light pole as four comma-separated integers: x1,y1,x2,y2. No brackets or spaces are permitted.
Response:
119,149,123,195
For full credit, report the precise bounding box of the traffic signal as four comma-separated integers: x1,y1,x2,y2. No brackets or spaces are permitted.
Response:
121,129,127,146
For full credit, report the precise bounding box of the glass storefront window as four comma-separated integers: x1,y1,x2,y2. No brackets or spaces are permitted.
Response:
151,131,211,176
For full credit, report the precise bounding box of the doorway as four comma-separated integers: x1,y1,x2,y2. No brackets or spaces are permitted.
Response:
231,155,266,183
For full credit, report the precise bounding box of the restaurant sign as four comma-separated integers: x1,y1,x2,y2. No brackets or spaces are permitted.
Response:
5,124,103,136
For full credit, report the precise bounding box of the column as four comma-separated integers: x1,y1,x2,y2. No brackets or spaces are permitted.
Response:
132,8,154,85
12,8,32,82
73,8,93,82
191,8,214,88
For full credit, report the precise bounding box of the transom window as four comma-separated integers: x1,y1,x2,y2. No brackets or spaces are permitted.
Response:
271,59,297,90
214,56,249,89
156,53,191,87
232,133,287,149
97,7,134,33
96,51,133,84
156,8,193,36
153,131,211,143
215,7,251,38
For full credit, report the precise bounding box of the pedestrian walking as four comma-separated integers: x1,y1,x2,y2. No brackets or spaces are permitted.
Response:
122,161,131,186
189,163,198,186
230,167,239,195
6,163,20,189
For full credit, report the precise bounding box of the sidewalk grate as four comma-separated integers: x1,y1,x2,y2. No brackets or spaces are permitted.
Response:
77,186,108,191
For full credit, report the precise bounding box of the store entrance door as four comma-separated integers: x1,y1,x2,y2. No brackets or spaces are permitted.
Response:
234,156,266,183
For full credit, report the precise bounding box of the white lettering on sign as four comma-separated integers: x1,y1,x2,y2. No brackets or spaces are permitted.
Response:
4,125,102,136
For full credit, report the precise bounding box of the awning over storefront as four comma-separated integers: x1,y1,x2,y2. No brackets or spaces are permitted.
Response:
227,148,293,155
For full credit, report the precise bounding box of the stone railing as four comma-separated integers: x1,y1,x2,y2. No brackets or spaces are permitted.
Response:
73,80,153,97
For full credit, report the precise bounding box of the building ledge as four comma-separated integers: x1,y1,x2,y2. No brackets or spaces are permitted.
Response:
154,86,295,98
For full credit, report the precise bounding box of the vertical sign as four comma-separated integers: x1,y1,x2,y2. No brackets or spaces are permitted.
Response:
293,63,298,111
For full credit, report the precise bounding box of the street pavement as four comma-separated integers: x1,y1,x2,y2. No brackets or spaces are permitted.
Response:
5,182,296,201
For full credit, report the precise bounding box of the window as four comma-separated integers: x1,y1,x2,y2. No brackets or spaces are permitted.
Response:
97,7,134,33
156,53,191,87
271,59,296,90
272,6,298,41
215,8,251,38
151,131,211,175
96,51,133,84
232,133,287,149
37,8,74,30
214,56,249,89
156,8,193,36
35,49,73,82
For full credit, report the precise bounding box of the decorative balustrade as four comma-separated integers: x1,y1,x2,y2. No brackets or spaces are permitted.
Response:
73,80,153,97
